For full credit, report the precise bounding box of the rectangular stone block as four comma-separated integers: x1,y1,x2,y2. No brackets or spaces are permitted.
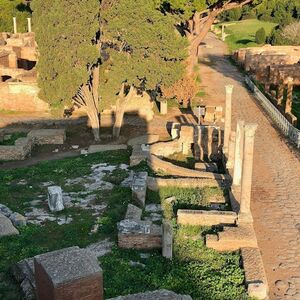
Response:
34,247,103,300
125,204,142,221
162,220,173,259
177,210,237,226
241,247,268,300
131,172,148,207
88,144,127,154
28,129,66,145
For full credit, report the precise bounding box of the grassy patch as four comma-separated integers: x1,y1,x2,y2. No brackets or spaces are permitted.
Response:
214,19,277,51
0,132,27,146
102,168,129,185
100,225,248,299
164,152,195,169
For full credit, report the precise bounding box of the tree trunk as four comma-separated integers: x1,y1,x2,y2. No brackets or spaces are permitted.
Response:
187,12,218,75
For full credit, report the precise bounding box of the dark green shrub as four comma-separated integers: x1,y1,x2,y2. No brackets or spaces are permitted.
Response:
255,27,266,44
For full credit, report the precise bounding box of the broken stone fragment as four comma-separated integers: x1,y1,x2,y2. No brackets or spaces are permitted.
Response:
47,186,64,212
10,212,27,227
118,219,151,234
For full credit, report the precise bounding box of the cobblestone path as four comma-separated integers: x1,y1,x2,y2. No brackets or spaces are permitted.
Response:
200,33,300,299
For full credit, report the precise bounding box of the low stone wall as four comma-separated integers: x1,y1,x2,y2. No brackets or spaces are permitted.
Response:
147,177,230,190
177,209,237,226
149,140,181,157
0,129,66,161
88,144,127,154
148,154,230,181
118,231,162,249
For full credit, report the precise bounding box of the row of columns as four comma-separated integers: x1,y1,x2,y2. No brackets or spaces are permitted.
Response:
277,77,294,114
224,85,258,223
13,17,32,34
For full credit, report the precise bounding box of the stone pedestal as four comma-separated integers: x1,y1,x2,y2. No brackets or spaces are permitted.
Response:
171,123,180,139
131,172,148,207
239,124,258,223
48,186,64,212
34,247,103,300
233,120,245,186
160,101,167,115
227,131,236,169
27,18,32,33
162,220,173,259
13,17,17,34
224,85,234,155
285,77,293,114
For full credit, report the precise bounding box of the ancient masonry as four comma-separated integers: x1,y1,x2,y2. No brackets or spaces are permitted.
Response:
234,45,300,126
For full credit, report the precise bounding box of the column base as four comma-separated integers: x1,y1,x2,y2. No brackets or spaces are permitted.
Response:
238,212,253,224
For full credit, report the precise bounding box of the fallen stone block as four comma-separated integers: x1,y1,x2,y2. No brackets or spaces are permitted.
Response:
0,203,13,217
0,212,19,237
125,204,142,221
118,220,162,249
206,224,258,251
88,144,127,154
34,246,103,300
177,210,237,226
28,129,66,145
47,186,64,212
241,247,269,300
108,289,192,300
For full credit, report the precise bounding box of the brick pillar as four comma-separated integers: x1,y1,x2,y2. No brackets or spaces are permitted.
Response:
8,53,18,68
27,18,32,33
277,84,284,106
227,131,236,169
224,85,234,155
285,77,293,114
160,101,167,115
239,123,258,223
13,17,17,34
233,120,245,186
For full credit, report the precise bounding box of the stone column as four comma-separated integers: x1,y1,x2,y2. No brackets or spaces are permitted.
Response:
162,220,173,259
13,17,17,34
160,100,167,115
285,77,293,114
233,120,245,186
8,53,18,68
239,123,258,223
27,18,32,33
227,131,236,169
277,84,284,106
224,85,234,155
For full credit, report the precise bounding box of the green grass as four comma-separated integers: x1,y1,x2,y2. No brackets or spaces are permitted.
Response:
214,19,277,51
100,225,249,299
292,87,300,129
0,133,27,146
0,150,244,300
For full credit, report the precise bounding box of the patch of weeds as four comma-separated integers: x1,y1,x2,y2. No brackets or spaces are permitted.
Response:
102,168,129,185
129,161,156,177
195,90,206,97
97,186,131,238
0,132,27,146
164,152,195,169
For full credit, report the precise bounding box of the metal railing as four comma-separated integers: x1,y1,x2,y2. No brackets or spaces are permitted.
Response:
245,76,300,148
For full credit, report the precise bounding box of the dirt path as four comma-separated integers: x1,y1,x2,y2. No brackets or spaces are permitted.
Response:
199,33,300,299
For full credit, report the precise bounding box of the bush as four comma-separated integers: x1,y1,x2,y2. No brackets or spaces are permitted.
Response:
227,8,242,21
255,27,266,44
269,22,300,46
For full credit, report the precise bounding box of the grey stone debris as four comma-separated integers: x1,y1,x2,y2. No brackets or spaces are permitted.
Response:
140,253,151,259
144,212,162,222
125,204,142,221
162,220,173,259
118,219,151,234
145,204,162,213
0,213,19,237
108,289,192,300
0,203,13,217
85,238,114,258
10,212,27,227
129,261,146,268
4,134,12,141
47,186,64,212
131,172,148,207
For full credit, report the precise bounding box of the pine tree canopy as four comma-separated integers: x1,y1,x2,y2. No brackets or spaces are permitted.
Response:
31,0,100,109
99,0,188,108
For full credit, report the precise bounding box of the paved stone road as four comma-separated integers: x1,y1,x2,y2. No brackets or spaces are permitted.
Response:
200,33,300,299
